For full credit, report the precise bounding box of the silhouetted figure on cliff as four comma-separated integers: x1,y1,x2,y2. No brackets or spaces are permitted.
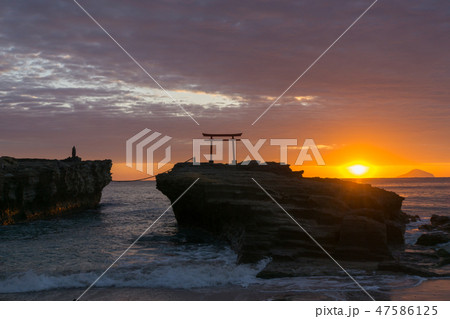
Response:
63,146,81,162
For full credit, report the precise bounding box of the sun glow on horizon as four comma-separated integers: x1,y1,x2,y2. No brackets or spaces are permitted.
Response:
347,164,370,177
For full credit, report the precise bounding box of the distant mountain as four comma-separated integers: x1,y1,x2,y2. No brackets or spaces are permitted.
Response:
397,169,435,178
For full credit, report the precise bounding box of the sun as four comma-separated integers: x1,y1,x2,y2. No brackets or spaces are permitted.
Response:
347,164,369,176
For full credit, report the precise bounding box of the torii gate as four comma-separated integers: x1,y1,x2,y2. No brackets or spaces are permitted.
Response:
202,133,242,164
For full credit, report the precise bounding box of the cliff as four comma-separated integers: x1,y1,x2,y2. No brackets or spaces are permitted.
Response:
156,162,407,264
0,157,112,225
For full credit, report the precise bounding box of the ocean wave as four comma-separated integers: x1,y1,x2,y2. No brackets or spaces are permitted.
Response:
259,273,425,291
0,271,94,293
0,256,270,293
0,262,427,295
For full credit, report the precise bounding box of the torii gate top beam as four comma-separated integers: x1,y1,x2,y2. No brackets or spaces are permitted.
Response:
202,133,242,138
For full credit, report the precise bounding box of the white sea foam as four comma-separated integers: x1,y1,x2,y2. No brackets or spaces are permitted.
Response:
0,271,95,293
0,263,426,295
0,251,270,293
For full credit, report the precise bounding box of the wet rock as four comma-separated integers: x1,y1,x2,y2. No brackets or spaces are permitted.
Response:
437,243,450,257
378,261,440,277
419,214,450,233
415,232,450,246
430,215,450,227
430,215,450,232
257,258,379,279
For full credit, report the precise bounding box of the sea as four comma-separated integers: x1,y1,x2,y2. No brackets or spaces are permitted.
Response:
0,178,449,300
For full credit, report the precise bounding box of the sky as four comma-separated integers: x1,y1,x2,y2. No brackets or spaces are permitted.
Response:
1,0,449,179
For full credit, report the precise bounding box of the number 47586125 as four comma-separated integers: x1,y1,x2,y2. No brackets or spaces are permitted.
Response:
376,306,438,316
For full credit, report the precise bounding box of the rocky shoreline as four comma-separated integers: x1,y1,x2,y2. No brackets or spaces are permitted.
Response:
0,156,112,225
377,214,450,278
156,162,450,279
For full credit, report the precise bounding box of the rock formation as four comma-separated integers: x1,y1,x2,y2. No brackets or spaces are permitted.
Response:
0,156,112,225
419,214,450,233
413,214,450,266
156,162,407,264
375,213,450,278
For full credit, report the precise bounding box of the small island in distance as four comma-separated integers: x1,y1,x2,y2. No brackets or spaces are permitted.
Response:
397,169,435,178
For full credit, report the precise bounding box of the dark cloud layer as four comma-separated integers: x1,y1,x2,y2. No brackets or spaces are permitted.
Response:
0,0,449,164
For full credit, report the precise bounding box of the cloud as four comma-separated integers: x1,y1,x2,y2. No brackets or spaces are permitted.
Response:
0,0,449,164
289,144,334,150
294,96,316,102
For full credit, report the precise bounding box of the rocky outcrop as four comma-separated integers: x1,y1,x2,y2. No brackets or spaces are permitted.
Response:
416,233,450,246
416,214,450,246
0,156,112,225
156,162,407,264
419,215,450,232
376,214,450,278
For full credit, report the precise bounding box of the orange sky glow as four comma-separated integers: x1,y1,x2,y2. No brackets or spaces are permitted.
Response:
111,141,450,180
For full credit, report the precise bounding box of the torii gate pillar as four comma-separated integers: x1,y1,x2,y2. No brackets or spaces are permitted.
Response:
202,133,242,164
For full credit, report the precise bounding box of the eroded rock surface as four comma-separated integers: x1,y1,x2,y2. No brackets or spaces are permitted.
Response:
156,162,407,264
0,157,112,225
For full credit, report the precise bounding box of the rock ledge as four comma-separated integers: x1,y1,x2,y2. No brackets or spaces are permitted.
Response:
0,156,112,225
